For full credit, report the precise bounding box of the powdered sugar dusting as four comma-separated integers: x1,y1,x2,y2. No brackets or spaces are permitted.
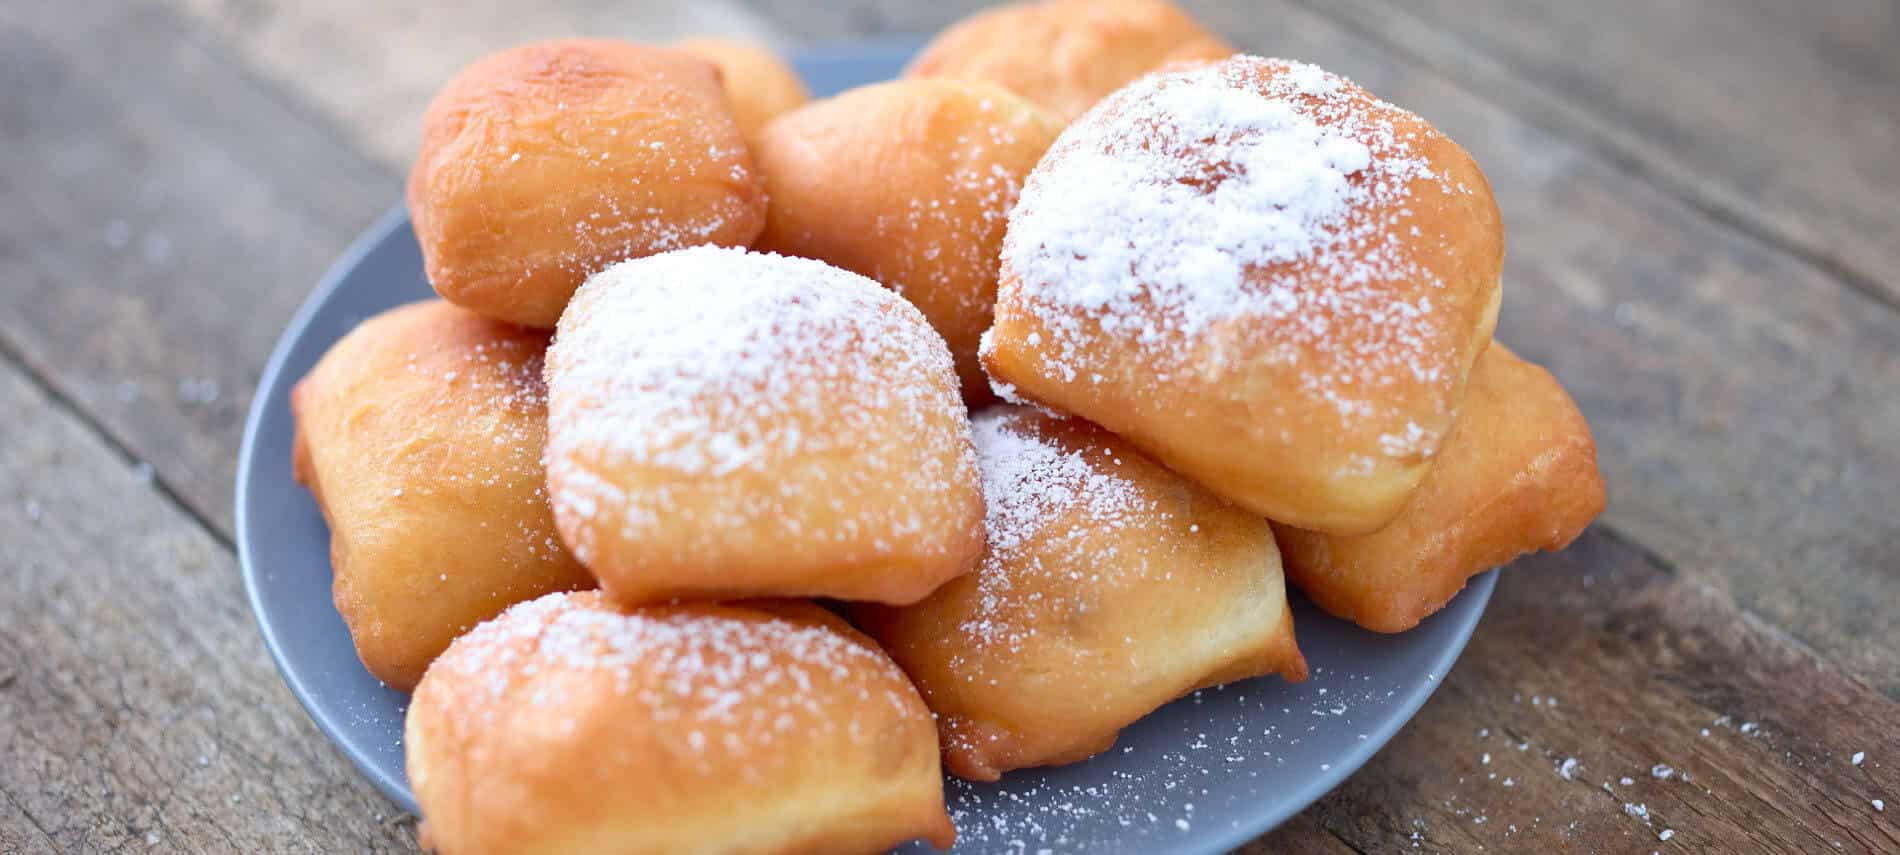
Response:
433,594,916,759
944,410,1153,664
544,246,974,566
974,409,1144,556
379,318,565,566
403,334,547,415
866,116,1039,310
927,668,1431,852
1000,55,1471,426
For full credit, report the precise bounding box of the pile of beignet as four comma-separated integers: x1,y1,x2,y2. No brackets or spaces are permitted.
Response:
291,2,1605,852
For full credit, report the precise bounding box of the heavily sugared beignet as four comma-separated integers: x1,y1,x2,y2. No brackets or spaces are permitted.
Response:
545,246,984,606
409,39,766,328
984,55,1505,535
905,0,1232,124
754,79,1061,401
407,592,956,855
854,406,1307,781
290,301,591,690
672,38,811,148
1276,345,1605,632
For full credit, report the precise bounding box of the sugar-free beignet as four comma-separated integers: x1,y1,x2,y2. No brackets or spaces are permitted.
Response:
409,39,766,328
290,301,591,690
672,38,811,147
407,592,956,855
905,0,1232,124
546,246,984,606
855,406,1307,781
984,55,1505,535
755,79,1061,401
1276,345,1605,632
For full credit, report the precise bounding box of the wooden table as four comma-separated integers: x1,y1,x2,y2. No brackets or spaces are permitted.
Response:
3,0,1896,851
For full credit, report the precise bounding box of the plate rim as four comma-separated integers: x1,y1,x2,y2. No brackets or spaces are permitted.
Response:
236,202,417,810
1198,573,1493,851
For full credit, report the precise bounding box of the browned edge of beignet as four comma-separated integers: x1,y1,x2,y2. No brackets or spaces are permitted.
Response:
407,591,956,855
1276,343,1606,632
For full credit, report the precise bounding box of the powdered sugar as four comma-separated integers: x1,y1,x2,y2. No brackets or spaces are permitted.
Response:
543,246,974,566
973,409,1145,556
948,409,1151,656
367,316,562,565
435,594,916,755
867,118,1039,311
550,246,952,476
403,334,547,415
999,55,1474,426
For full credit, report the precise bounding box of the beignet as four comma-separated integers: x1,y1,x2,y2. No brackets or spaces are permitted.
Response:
755,79,1061,401
672,38,811,148
408,39,766,327
1275,345,1606,632
905,0,1232,123
545,246,984,606
290,300,591,690
984,55,1505,534
855,405,1307,781
407,592,956,854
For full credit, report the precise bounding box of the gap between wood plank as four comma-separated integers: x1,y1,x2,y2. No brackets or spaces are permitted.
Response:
0,330,234,553
1281,0,1900,317
0,784,63,855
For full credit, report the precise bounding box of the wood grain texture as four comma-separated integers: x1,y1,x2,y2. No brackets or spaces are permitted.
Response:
0,795,59,855
174,0,781,163
1235,812,1358,854
0,363,417,853
0,0,394,539
1293,0,1900,309
741,0,1900,699
1311,531,1898,853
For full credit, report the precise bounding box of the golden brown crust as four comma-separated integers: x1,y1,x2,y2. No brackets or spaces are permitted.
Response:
853,406,1306,781
408,39,766,328
905,0,1233,123
754,79,1061,402
671,38,811,148
289,301,592,690
984,55,1505,534
407,592,956,855
544,248,985,607
1276,345,1606,632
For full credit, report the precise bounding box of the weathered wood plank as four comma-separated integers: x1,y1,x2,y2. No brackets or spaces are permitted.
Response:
1237,811,1358,854
0,364,413,851
1298,0,1900,308
1313,531,1899,853
0,792,59,855
172,0,781,164
740,0,1900,697
0,0,395,539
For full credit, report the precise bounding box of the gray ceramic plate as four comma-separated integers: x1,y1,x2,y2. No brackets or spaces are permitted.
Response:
235,38,1496,855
